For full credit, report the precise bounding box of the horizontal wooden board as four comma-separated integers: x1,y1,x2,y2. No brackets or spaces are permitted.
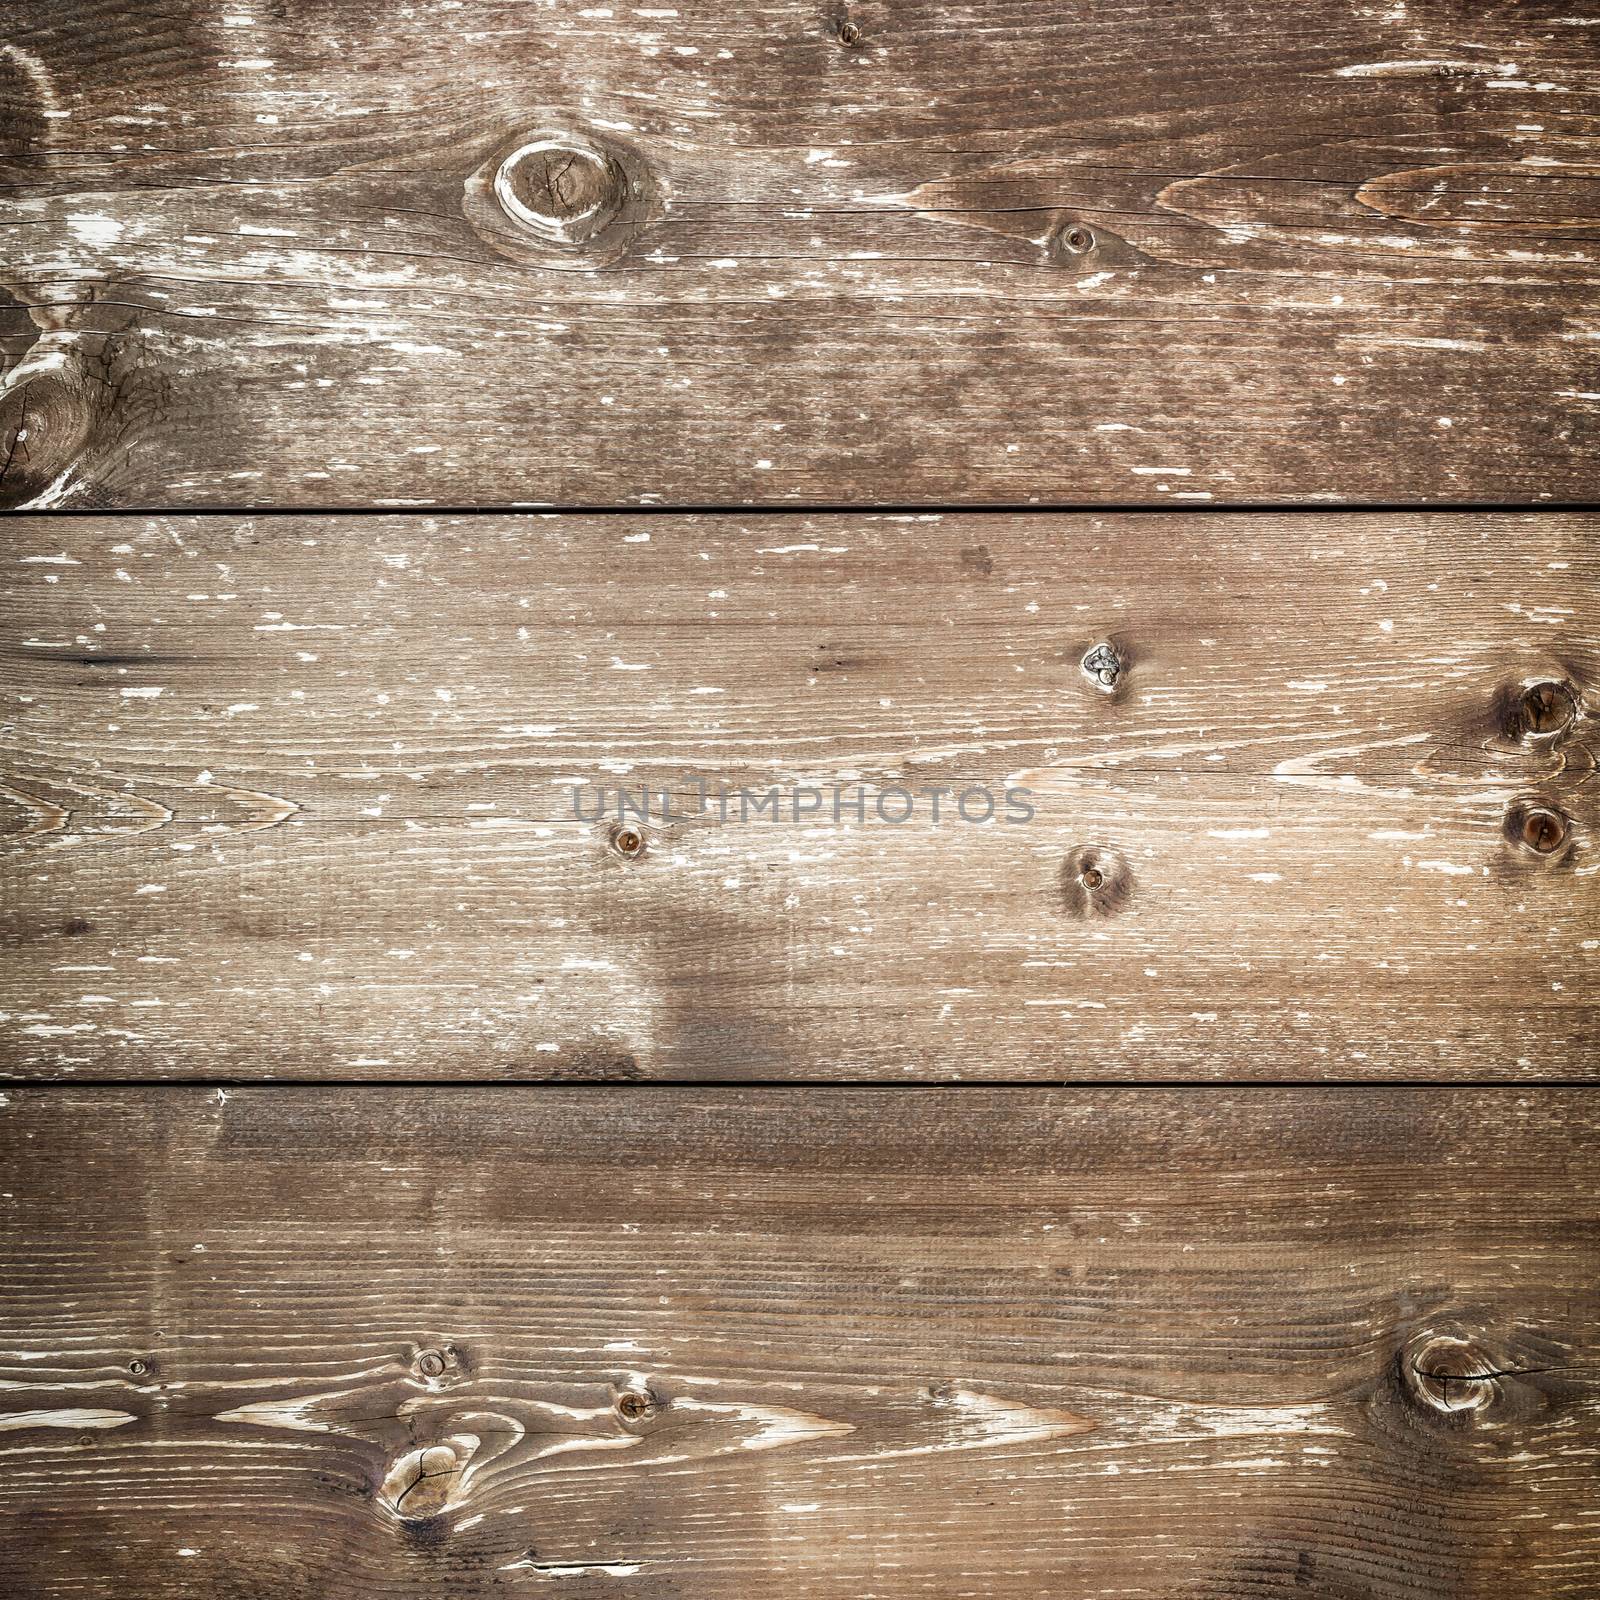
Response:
2,512,1596,1080
0,1086,1595,1597
3,0,1600,507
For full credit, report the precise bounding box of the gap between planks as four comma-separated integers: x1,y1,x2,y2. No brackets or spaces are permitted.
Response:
14,1079,1600,1091
11,500,1600,519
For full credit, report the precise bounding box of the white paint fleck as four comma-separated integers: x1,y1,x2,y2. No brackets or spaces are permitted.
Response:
67,212,124,248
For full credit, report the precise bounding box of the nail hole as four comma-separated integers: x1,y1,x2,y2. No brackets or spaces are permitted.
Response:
128,1359,149,1377
1080,866,1104,890
838,19,863,45
611,825,645,860
416,1349,447,1379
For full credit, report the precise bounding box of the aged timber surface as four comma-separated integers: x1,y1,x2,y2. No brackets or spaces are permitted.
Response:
0,1086,1595,1598
1,511,1595,1081
3,0,1600,508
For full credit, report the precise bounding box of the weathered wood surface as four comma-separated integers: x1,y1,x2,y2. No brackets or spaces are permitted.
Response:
4,0,1600,508
3,512,1595,1080
0,1086,1594,1597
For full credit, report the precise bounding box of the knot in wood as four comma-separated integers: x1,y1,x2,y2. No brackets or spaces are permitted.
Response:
1404,1334,1505,1417
1505,799,1569,857
838,19,863,45
1062,845,1131,918
615,1384,657,1423
498,137,626,246
1056,222,1096,258
1514,680,1578,742
381,1441,466,1522
1081,640,1122,692
610,823,646,860
0,367,95,510
465,125,656,269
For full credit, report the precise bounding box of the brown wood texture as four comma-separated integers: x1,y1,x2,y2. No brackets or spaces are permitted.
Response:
3,511,1595,1081
0,1085,1595,1598
4,0,1600,508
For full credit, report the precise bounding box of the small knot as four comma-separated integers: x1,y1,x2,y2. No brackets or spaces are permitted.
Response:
615,1384,657,1423
1509,680,1578,743
413,1344,461,1382
1505,799,1569,857
1055,222,1096,259
838,18,863,45
1061,846,1131,918
1403,1333,1508,1417
610,823,646,860
1081,640,1123,694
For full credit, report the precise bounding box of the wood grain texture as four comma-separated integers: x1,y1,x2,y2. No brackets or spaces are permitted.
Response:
3,511,1595,1080
4,0,1600,507
0,1085,1595,1598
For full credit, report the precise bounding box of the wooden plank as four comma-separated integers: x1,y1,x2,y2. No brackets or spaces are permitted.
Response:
2,511,1595,1080
3,0,1599,508
0,1086,1594,1597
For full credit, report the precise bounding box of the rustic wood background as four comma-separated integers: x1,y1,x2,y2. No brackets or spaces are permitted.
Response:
1,1087,1597,1599
4,0,1600,507
2,1,1597,1596
2,511,1596,1081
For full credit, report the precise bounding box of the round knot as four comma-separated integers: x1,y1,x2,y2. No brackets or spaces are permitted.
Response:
1513,680,1578,742
1056,222,1096,258
1061,845,1132,918
381,1442,464,1522
465,125,656,269
1404,1333,1505,1416
413,1343,461,1382
610,823,647,860
1505,798,1570,857
497,137,627,247
615,1384,657,1423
